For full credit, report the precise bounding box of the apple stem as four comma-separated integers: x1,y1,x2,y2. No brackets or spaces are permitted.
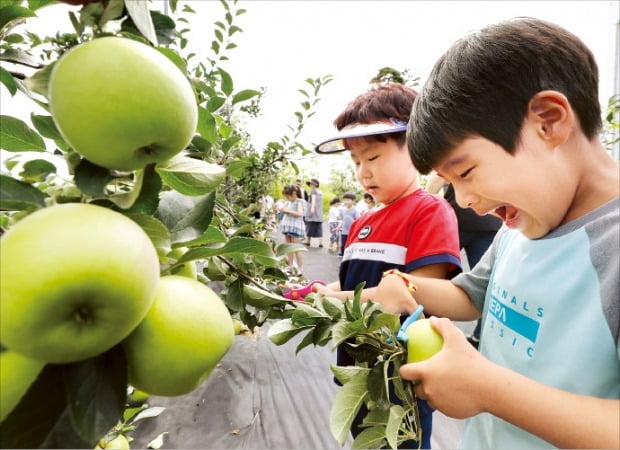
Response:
140,144,157,155
74,306,93,324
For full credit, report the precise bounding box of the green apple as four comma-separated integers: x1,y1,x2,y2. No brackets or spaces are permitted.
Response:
0,349,45,422
127,387,150,405
123,276,234,396
0,203,160,363
49,36,198,171
406,319,444,363
167,247,197,279
95,434,130,450
232,318,243,335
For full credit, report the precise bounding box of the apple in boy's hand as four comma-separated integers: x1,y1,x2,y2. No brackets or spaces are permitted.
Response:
0,203,160,363
406,318,444,363
49,36,198,171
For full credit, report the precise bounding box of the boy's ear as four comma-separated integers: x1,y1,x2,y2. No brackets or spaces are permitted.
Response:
527,91,574,146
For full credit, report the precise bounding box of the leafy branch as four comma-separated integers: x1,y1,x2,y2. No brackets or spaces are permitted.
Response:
268,286,423,449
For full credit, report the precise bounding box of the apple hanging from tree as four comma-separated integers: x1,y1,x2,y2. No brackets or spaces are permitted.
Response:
49,36,198,171
406,318,444,363
123,275,235,396
0,349,45,423
0,203,160,363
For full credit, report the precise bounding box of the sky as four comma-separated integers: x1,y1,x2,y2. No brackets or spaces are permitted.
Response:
1,0,619,175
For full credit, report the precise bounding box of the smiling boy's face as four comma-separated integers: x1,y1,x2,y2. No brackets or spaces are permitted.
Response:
434,133,578,239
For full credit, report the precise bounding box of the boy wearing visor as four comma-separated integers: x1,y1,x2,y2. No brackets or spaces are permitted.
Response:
314,83,462,448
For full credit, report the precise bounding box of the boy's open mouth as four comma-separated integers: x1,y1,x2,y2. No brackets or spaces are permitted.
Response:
494,205,519,224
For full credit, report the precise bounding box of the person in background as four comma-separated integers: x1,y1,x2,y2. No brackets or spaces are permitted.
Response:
304,178,325,248
313,83,462,448
426,170,502,348
277,184,306,275
295,178,309,202
362,192,379,215
378,18,618,448
337,192,359,258
327,197,342,253
355,196,368,216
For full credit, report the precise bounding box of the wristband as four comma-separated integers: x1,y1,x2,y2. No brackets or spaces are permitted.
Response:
382,269,417,295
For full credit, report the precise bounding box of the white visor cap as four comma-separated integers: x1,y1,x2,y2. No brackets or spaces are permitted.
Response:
314,119,408,154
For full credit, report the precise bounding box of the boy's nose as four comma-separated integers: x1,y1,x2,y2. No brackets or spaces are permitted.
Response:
455,187,477,210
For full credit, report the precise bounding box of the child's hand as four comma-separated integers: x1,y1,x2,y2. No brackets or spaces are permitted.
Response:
375,272,419,314
399,317,492,419
314,283,339,297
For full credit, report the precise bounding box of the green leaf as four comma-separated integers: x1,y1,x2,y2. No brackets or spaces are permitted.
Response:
155,190,199,230
367,363,388,408
330,364,371,385
223,278,244,312
0,115,45,152
0,47,42,68
362,407,390,427
178,237,277,268
99,0,124,24
231,89,260,105
22,60,53,98
206,96,226,112
30,114,63,141
0,66,17,96
156,155,226,196
173,225,227,248
0,174,47,210
157,46,187,73
311,320,333,347
243,283,287,308
219,68,233,96
197,107,217,144
318,296,344,320
386,405,407,450
225,158,251,178
367,312,400,334
332,319,365,347
296,325,325,353
19,158,56,182
0,5,36,31
352,426,386,449
124,0,157,45
123,164,162,215
0,364,83,449
74,158,112,197
267,318,310,345
330,372,370,446
126,213,171,257
62,345,127,445
169,192,215,243
291,303,329,326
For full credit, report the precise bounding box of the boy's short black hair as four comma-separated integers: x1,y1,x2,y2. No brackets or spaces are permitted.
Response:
342,192,357,201
330,197,340,205
335,83,417,150
408,17,602,174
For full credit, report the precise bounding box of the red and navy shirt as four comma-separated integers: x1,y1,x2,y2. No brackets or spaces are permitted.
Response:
339,189,462,291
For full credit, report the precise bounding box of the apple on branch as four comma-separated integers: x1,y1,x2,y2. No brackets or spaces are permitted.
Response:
123,276,235,396
0,203,160,363
49,37,198,171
